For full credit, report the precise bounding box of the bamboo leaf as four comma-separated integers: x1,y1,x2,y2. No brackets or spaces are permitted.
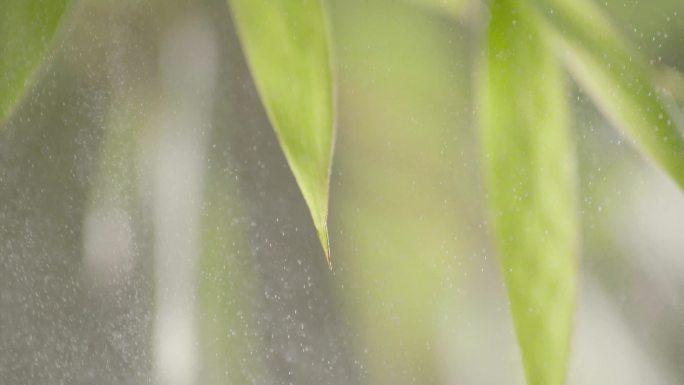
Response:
530,0,684,190
0,0,71,124
480,1,578,384
228,0,334,266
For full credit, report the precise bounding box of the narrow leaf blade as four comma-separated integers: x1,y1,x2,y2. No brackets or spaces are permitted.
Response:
480,1,579,384
228,0,334,265
0,0,70,124
532,0,684,190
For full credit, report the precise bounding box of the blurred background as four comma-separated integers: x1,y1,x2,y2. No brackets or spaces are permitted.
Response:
1,0,684,384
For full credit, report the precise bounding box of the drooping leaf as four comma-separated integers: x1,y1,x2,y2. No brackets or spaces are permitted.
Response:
479,1,579,384
228,0,334,267
0,0,71,124
530,0,684,190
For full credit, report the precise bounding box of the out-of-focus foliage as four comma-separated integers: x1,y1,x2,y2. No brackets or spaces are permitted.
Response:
480,1,578,384
228,0,335,266
330,0,471,383
530,0,684,190
0,0,71,124
2,1,684,385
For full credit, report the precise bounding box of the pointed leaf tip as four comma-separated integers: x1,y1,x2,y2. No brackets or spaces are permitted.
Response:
228,0,335,267
317,223,332,270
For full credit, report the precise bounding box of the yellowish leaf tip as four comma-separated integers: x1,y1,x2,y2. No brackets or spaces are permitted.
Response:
318,223,332,270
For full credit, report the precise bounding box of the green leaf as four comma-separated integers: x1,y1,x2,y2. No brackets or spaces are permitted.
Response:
228,0,335,267
0,0,71,124
530,0,684,190
479,1,579,384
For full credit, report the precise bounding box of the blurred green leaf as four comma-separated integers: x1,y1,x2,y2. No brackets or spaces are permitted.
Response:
228,0,335,266
480,1,579,384
531,0,684,190
0,0,70,124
